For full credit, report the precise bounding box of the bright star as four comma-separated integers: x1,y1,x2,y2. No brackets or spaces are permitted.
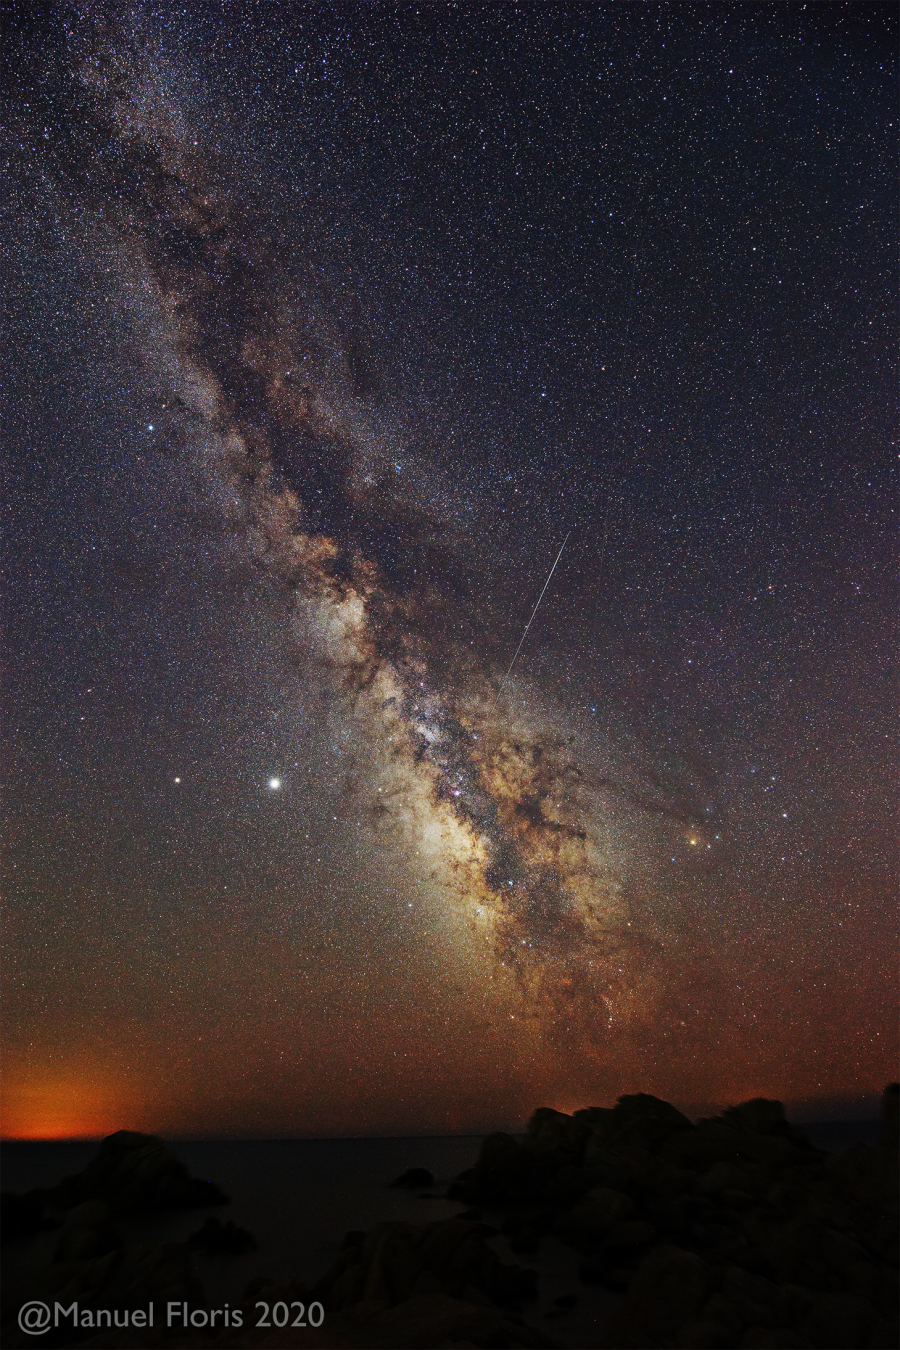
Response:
268,777,282,790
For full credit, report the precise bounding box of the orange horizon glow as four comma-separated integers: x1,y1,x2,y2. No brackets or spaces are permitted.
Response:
2,1124,117,1141
1,1040,891,1143
0,1064,153,1142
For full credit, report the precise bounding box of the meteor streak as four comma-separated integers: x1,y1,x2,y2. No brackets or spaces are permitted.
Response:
491,530,571,712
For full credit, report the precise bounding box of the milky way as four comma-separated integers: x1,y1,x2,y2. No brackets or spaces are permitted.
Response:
41,23,680,1054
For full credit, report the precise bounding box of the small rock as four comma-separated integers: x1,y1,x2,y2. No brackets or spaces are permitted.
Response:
526,1106,592,1162
53,1201,121,1263
722,1098,790,1136
605,1265,634,1291
701,1160,756,1196
737,1330,813,1349
312,1213,540,1325
578,1252,608,1286
869,1314,900,1349
391,1166,435,1189
606,1244,714,1346
794,1289,878,1349
677,1316,744,1348
543,1161,627,1205
0,1189,50,1243
601,1219,657,1261
188,1215,257,1255
345,1290,558,1348
611,1093,694,1151
553,1190,631,1246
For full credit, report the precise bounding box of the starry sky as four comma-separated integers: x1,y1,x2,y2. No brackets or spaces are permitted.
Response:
2,2,896,1140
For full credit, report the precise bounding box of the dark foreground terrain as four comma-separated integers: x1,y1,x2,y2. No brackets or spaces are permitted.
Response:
2,1086,897,1349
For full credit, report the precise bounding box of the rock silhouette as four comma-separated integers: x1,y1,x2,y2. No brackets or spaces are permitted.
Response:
188,1216,257,1256
389,1167,435,1190
52,1202,122,1265
445,1087,899,1349
1,1132,228,1347
1,1239,205,1349
310,1215,536,1313
1,1190,48,1244
2,1091,897,1347
225,1216,551,1349
37,1131,228,1216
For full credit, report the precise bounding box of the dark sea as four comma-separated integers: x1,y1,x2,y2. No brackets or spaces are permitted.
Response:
0,1120,880,1348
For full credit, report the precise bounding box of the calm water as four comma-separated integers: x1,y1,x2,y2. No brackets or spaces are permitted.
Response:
0,1120,880,1348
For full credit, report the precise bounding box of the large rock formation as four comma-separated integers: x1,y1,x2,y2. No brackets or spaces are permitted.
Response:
48,1132,230,1215
447,1085,900,1349
3,1092,896,1348
1,1132,228,1348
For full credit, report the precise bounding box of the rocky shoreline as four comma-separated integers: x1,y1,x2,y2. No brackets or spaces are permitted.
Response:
2,1087,897,1349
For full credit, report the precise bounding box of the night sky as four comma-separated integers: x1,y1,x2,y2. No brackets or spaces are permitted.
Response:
3,3,896,1141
